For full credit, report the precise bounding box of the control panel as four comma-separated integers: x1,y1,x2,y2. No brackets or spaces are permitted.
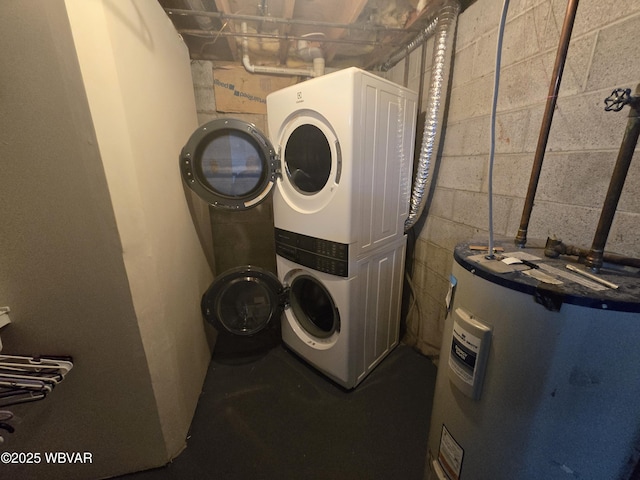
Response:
275,228,349,277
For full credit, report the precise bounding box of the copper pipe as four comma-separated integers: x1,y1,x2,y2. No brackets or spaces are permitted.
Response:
514,0,579,247
545,237,640,269
585,84,640,271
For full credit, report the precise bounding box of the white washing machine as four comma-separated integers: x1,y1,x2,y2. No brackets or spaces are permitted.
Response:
277,234,407,389
198,232,407,389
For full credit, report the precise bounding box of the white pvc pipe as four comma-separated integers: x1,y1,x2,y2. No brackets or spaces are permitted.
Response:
241,22,323,77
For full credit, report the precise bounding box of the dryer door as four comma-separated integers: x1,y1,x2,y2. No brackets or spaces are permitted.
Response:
276,113,342,213
180,118,278,210
202,266,284,336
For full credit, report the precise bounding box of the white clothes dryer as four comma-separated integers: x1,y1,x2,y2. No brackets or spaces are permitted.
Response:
268,67,417,257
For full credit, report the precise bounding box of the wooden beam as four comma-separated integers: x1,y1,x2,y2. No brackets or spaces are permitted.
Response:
321,0,368,62
214,0,238,60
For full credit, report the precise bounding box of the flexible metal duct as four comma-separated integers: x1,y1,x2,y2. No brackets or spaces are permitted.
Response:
382,0,460,232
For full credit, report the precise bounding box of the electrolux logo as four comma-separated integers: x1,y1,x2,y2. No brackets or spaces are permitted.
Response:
296,91,303,103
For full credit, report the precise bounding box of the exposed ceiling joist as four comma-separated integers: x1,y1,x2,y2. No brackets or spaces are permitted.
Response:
160,0,475,69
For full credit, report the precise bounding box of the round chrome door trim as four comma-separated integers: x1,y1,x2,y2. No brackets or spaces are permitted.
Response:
275,110,341,214
180,118,277,210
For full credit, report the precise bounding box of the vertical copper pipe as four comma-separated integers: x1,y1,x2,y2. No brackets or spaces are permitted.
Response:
514,0,579,247
585,85,640,271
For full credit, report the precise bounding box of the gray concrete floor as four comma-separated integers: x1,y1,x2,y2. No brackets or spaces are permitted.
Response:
113,340,437,480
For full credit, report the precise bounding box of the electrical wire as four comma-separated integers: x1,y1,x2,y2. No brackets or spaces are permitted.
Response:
486,0,510,259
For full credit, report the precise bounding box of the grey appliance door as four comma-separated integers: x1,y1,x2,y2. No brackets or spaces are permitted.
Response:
201,266,284,336
180,118,277,210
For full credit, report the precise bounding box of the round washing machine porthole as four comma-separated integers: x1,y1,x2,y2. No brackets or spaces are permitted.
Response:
288,275,340,339
201,266,283,336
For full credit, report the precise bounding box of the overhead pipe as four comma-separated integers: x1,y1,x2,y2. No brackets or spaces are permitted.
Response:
514,0,580,247
164,8,414,33
241,22,324,78
393,0,460,232
178,28,403,48
584,85,640,271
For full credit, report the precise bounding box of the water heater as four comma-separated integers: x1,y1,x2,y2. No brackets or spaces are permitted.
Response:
427,242,640,480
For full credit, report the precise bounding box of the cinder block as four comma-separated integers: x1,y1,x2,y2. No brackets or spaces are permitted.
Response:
564,0,640,42
442,116,490,156
412,237,431,264
190,60,213,87
490,153,533,197
618,151,640,213
586,14,640,91
609,211,640,257
497,56,550,112
525,200,601,247
472,30,497,80
429,187,455,220
452,190,511,233
505,0,550,22
494,109,532,154
456,0,504,49
544,90,630,152
552,34,596,96
388,59,405,86
451,42,475,88
422,212,482,251
423,267,451,305
424,241,454,278
447,74,493,122
505,196,525,239
437,155,486,192
193,86,216,113
536,151,615,207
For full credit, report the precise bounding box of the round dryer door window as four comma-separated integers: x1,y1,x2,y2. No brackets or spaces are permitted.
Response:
180,118,277,210
202,266,284,336
288,275,340,339
284,124,332,195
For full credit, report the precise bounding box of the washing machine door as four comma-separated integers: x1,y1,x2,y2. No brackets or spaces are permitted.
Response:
180,118,278,210
202,266,284,336
285,270,341,339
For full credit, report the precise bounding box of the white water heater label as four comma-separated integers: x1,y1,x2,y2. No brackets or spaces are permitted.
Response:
438,424,464,480
448,308,492,399
450,321,480,385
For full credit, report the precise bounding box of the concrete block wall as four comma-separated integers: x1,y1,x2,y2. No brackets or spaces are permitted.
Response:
397,0,640,358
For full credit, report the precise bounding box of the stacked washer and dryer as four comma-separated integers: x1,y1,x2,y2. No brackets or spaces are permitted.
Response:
180,67,417,388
